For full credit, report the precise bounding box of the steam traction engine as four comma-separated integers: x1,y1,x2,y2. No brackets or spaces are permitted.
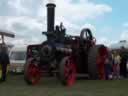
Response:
24,2,109,86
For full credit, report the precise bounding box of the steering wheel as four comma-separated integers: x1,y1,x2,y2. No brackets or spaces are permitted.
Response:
80,28,93,41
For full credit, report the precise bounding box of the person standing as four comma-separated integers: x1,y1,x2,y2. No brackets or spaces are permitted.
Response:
112,50,121,79
120,46,127,78
0,44,10,82
105,52,113,80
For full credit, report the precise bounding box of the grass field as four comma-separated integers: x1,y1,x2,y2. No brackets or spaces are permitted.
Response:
0,74,128,96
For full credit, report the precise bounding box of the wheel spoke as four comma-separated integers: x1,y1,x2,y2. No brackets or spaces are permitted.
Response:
64,68,69,77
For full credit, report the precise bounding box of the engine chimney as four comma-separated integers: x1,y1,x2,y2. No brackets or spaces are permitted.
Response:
46,2,56,32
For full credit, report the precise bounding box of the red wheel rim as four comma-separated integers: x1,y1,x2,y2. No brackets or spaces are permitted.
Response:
96,47,108,80
27,63,41,84
64,57,76,86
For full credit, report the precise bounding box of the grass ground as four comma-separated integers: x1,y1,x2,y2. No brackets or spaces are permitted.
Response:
0,74,128,96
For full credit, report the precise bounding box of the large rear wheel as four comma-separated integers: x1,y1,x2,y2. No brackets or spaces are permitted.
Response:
59,56,76,86
88,45,108,80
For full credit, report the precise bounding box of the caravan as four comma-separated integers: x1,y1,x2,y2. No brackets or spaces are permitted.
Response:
9,46,27,73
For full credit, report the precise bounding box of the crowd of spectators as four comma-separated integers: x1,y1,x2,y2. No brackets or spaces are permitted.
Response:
105,46,128,80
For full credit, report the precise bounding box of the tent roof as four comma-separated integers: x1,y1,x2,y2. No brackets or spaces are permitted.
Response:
109,40,128,49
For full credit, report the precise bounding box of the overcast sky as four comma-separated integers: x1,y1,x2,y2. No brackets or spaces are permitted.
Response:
0,0,128,46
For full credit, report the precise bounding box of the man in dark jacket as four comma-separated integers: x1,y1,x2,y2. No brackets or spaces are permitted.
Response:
120,46,128,78
0,44,10,82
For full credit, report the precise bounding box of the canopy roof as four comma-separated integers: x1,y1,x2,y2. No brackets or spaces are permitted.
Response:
0,30,15,44
0,30,15,38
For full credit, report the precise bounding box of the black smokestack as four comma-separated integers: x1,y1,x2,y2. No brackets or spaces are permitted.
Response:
46,3,56,32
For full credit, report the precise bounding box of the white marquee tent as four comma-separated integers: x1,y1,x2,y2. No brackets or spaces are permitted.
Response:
109,40,128,50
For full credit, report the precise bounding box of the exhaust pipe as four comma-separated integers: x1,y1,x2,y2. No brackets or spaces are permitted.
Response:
46,2,56,32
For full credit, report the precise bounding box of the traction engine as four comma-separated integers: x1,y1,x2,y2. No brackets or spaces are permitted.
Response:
24,2,109,86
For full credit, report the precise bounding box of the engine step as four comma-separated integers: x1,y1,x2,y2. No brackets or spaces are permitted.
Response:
76,74,89,77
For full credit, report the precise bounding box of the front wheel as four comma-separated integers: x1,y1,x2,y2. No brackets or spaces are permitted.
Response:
59,56,76,86
24,58,41,85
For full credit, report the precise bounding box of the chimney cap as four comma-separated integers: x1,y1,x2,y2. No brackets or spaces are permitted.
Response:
46,3,56,7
